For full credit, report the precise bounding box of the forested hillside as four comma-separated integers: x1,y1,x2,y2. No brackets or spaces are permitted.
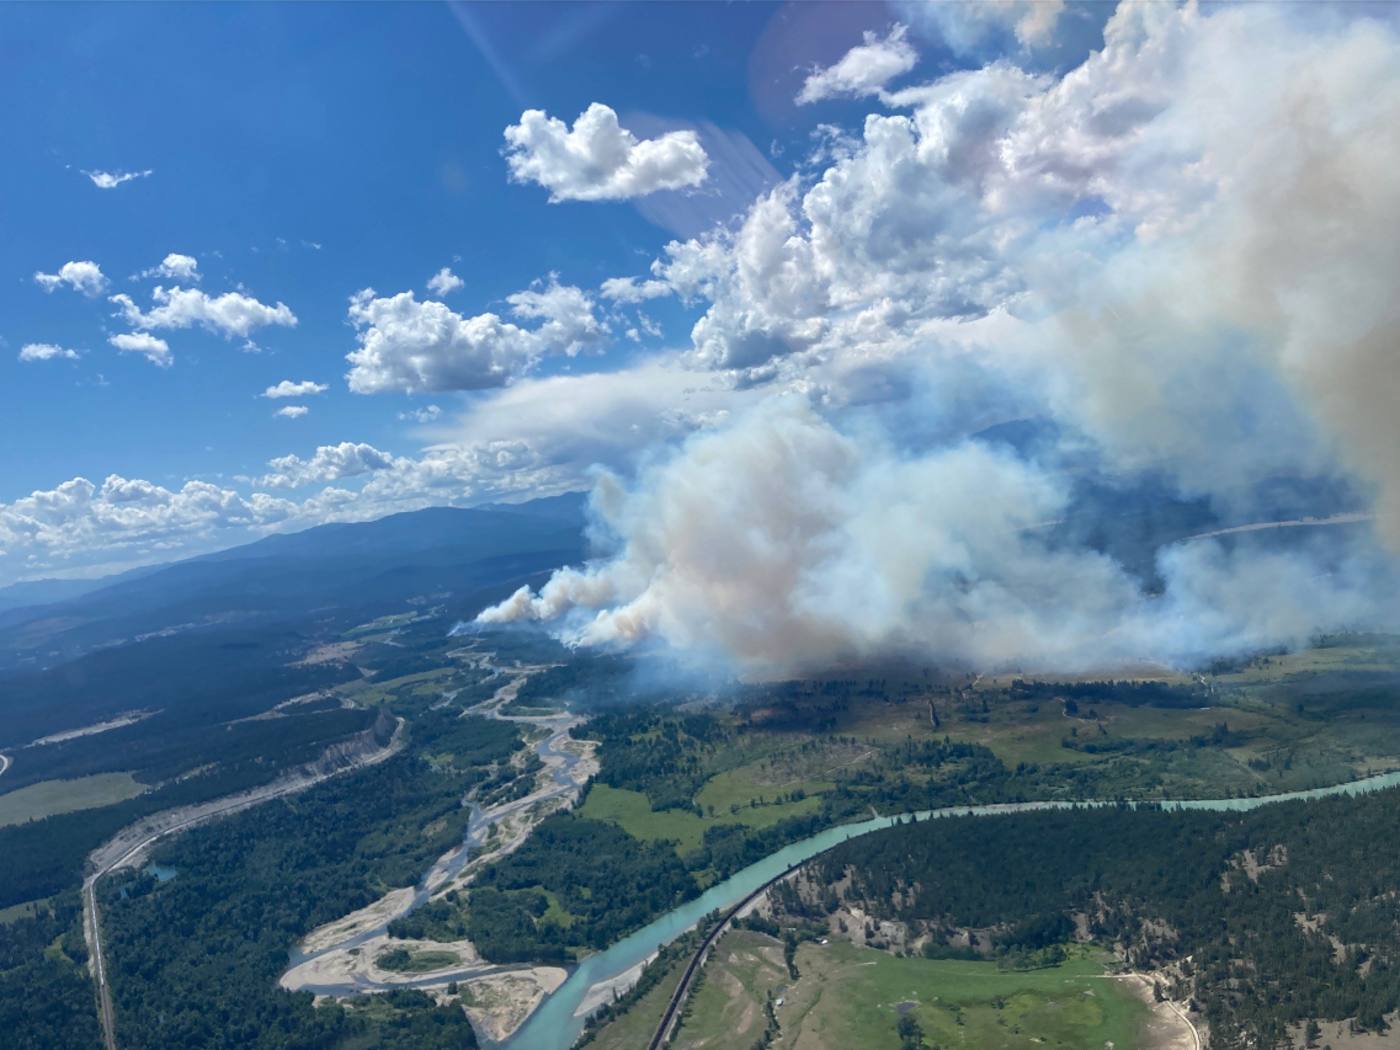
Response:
795,790,1400,1048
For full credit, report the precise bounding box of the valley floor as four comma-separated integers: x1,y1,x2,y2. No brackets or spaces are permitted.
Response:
280,657,599,1042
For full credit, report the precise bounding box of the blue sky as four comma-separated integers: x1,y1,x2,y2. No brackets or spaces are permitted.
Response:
3,2,777,486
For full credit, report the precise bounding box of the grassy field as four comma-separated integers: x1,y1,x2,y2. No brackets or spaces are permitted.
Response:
580,781,826,855
695,757,841,816
675,934,1147,1050
343,612,423,639
579,784,712,852
0,771,145,827
341,666,458,707
0,896,53,925
672,928,787,1049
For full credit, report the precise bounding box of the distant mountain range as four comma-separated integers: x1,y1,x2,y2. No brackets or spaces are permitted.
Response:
0,492,589,672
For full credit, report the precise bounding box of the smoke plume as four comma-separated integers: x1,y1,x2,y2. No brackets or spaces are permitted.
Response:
480,3,1400,676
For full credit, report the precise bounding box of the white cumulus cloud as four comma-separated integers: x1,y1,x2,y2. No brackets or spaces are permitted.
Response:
138,253,201,282
259,442,400,489
263,379,328,399
108,332,172,367
275,405,310,419
109,286,297,340
345,280,605,394
504,103,709,202
600,276,672,303
18,343,79,362
427,267,464,297
34,260,109,297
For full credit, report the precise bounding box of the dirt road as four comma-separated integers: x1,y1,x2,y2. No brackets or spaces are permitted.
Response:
1183,512,1370,543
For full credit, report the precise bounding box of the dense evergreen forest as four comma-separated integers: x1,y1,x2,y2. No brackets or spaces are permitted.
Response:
795,789,1400,1048
97,715,520,1050
0,892,100,1050
467,814,697,959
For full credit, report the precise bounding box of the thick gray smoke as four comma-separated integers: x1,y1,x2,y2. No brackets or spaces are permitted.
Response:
479,399,1392,675
480,3,1400,676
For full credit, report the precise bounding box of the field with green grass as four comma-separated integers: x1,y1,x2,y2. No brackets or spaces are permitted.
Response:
674,934,1148,1050
343,611,424,639
671,928,787,1049
340,666,458,707
0,771,145,827
579,783,712,851
0,895,53,925
579,780,826,855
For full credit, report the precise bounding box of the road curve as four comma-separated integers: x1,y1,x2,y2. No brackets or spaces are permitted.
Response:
1105,974,1202,1050
83,718,404,1050
1163,992,1204,1050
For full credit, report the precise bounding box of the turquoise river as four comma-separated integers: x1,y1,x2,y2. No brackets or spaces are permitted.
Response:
503,768,1400,1049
